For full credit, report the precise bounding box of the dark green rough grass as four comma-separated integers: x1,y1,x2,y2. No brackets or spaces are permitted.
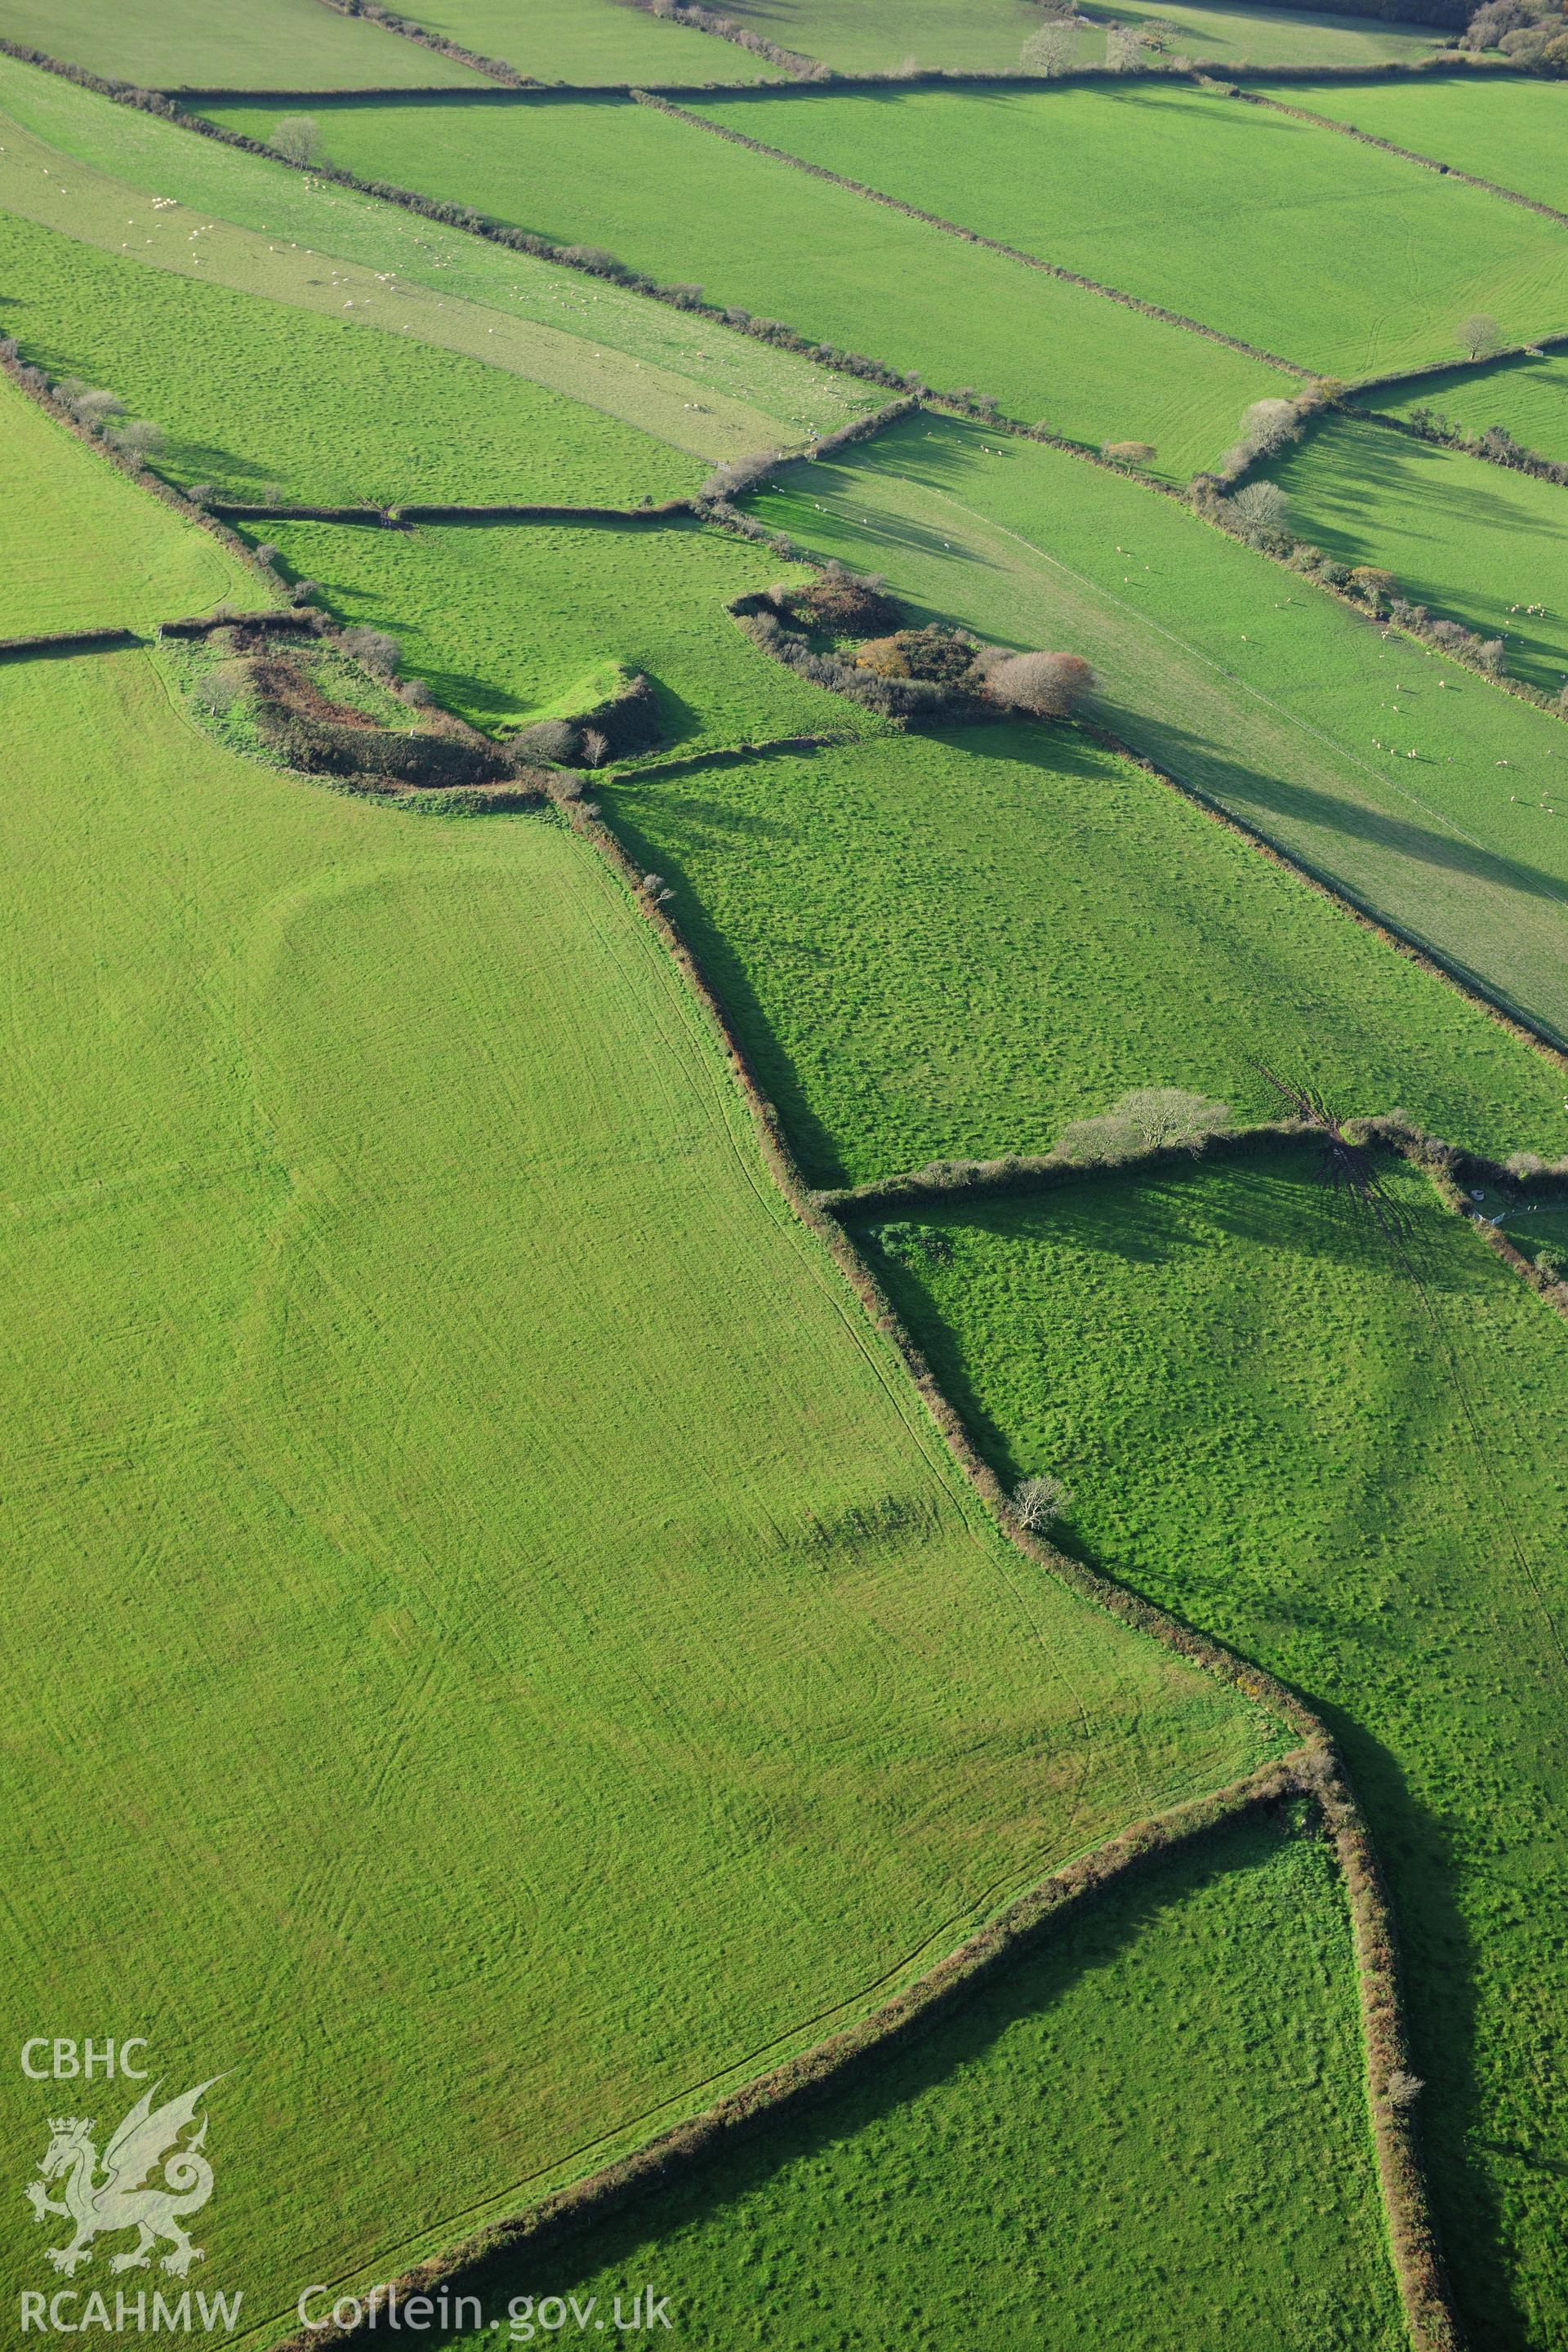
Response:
0,209,698,509
431,1810,1404,2352
604,728,1568,1187
858,1149,1568,2350
252,514,868,746
1267,412,1568,697
744,413,1568,1047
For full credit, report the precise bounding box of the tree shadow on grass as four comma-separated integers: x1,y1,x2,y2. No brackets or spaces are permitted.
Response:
382,1809,1323,2350
1094,698,1568,916
599,785,849,1187
868,1198,1532,2348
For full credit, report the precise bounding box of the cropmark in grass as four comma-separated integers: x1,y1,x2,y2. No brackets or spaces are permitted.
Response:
1360,345,1568,468
394,0,786,84
745,412,1568,1045
1255,71,1568,216
717,0,1443,73
862,1147,1568,2350
1267,409,1568,697
198,88,1296,483
247,511,871,745
0,0,489,90
0,646,1282,2339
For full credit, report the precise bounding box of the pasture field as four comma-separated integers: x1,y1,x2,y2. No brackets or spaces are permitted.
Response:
1258,70,1568,213
0,648,1282,2338
200,90,1296,481
604,729,1568,1187
862,1147,1568,2349
0,207,702,506
396,0,784,82
1362,346,1568,465
0,56,875,458
1267,410,1568,697
745,413,1568,1043
0,0,488,89
0,368,266,634
688,82,1568,380
718,0,1444,71
436,1811,1404,2352
247,513,872,742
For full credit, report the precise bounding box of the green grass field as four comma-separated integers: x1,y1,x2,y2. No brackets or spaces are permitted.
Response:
434,1811,1404,2352
688,82,1568,380
604,729,1568,1186
0,370,267,633
719,0,1442,71
0,646,1281,2342
245,512,868,742
199,90,1295,481
1258,70,1568,214
743,414,1568,1045
0,0,488,88
0,207,701,506
858,1147,1568,2350
1267,410,1568,697
1361,347,1568,466
0,54,875,459
398,0,784,82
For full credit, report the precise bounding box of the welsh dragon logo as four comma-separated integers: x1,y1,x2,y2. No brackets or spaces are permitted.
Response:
24,2078,220,2278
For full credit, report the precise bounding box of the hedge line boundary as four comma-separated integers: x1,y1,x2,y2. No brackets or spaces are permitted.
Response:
251,749,1463,2350
268,1755,1336,2351
550,782,1463,2352
0,625,142,661
631,90,1315,376
151,56,1504,103
1232,82,1568,227
310,0,536,87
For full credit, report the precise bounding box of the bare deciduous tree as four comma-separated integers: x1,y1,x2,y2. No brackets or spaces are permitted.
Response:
111,418,165,464
1116,1086,1232,1151
1022,20,1076,73
1232,479,1289,529
1457,311,1503,362
1013,1474,1073,1531
1105,24,1150,69
341,626,401,677
268,114,322,167
981,648,1095,716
